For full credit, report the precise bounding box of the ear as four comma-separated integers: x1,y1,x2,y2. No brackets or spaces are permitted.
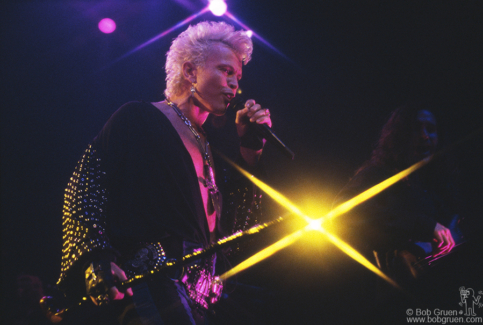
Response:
182,61,197,84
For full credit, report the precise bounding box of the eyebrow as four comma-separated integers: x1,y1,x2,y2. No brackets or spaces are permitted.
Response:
219,63,242,79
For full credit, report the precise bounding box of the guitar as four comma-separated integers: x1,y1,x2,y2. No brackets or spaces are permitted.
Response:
374,215,467,282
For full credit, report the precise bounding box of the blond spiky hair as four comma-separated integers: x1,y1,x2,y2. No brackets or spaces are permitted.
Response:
164,21,253,98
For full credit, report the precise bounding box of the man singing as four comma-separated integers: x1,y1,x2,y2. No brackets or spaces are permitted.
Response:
57,21,272,324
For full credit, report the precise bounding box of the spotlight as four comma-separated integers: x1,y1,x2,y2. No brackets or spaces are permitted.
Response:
209,0,227,16
98,18,116,34
305,218,323,232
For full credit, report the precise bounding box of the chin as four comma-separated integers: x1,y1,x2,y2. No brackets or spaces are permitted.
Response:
211,106,228,116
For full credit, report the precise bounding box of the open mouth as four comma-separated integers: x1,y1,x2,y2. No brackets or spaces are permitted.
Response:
222,94,234,107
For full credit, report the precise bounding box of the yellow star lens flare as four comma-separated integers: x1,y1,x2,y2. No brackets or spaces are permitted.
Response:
304,217,325,232
324,156,432,222
216,151,307,219
217,151,432,288
219,229,304,281
318,227,400,289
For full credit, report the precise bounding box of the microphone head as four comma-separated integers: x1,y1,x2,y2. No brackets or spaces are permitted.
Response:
227,97,246,111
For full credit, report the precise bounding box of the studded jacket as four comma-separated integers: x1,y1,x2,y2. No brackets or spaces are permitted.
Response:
57,101,264,301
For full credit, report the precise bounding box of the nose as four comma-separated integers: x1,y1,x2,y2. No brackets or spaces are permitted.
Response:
227,76,238,90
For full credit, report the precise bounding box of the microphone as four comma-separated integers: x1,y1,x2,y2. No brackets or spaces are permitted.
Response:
228,97,294,160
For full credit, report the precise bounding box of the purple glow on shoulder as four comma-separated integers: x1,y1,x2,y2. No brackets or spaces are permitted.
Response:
209,0,227,16
98,18,116,34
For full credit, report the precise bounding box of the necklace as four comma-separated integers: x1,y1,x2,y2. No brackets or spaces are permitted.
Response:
165,99,221,220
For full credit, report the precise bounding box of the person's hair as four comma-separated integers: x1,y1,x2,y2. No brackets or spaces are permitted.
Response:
354,102,463,224
357,102,434,173
164,21,253,99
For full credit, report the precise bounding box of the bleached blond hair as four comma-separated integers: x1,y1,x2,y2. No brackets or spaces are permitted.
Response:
164,21,253,99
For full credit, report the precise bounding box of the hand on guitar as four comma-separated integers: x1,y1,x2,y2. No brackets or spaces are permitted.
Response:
85,261,133,305
432,223,455,257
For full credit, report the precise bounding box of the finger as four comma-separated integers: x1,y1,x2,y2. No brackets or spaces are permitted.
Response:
247,104,262,118
440,237,450,252
250,108,270,118
244,99,256,109
449,240,455,251
447,232,455,252
449,230,455,246
443,230,453,248
434,243,448,257
434,232,444,248
439,244,449,254
254,115,272,128
235,108,249,125
109,286,125,301
111,262,128,281
438,230,454,254
250,108,270,122
235,100,258,124
109,262,133,297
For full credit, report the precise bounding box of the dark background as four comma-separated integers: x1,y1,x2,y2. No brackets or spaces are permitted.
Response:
2,1,482,323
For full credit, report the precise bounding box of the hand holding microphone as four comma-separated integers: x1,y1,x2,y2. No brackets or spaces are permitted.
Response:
235,99,272,136
229,97,294,160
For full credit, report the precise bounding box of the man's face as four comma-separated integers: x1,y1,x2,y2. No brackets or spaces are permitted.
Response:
193,43,242,116
412,110,438,161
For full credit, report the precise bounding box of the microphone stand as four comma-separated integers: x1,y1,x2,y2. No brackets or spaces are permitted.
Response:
41,216,288,319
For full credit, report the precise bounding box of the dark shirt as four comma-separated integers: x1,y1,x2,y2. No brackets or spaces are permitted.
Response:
95,101,210,256
58,101,263,300
334,165,442,256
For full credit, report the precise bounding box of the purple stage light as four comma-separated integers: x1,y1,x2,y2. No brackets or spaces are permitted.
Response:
209,0,227,16
224,12,291,61
98,18,116,34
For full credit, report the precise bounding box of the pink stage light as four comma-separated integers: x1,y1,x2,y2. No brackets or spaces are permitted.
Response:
208,0,227,16
98,18,116,34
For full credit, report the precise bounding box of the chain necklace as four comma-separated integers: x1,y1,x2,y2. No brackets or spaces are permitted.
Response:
165,99,221,220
